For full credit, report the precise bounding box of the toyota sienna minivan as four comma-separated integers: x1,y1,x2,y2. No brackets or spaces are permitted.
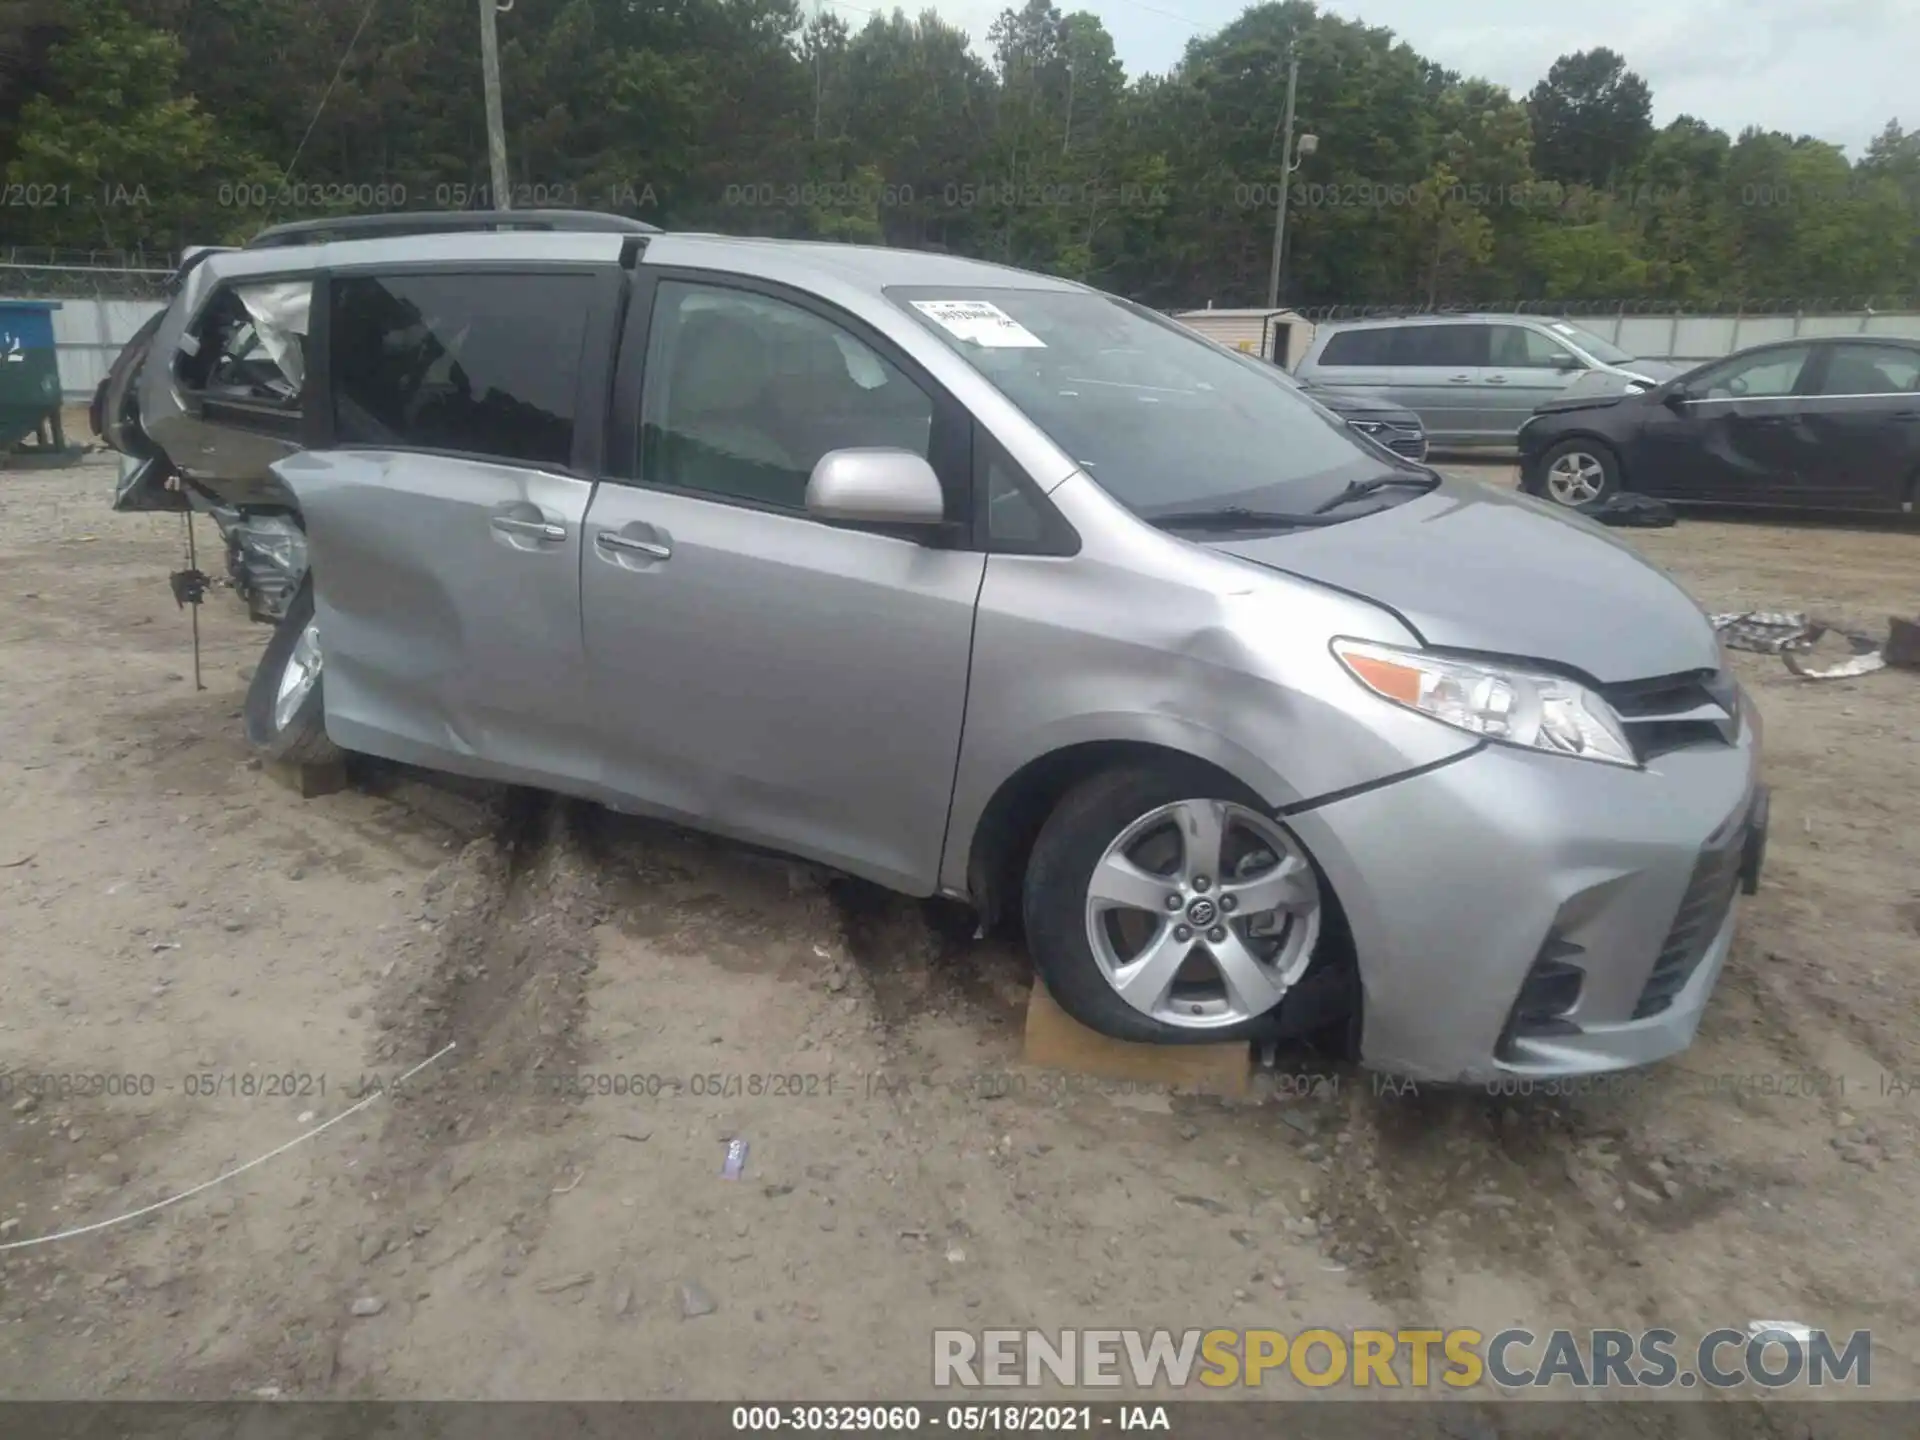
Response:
96,211,1767,1083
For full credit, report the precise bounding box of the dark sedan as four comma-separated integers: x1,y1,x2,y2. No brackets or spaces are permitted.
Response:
1299,381,1429,462
1517,336,1920,515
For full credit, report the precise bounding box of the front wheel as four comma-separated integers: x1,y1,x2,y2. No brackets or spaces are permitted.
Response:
242,577,341,766
1021,765,1326,1044
1536,439,1621,509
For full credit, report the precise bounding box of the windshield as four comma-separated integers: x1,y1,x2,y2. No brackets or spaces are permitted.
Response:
1545,319,1635,367
888,286,1408,517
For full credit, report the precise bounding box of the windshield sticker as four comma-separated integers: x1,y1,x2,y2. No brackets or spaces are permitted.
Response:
912,299,1046,348
1550,323,1577,335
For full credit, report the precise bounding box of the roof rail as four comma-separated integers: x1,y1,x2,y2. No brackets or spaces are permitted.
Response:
245,209,661,249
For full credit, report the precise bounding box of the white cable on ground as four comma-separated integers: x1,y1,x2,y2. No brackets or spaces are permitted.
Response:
0,1041,457,1254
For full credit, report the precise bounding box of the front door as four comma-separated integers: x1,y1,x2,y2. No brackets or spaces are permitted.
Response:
580,275,985,894
1484,323,1581,438
1650,344,1815,504
280,266,615,788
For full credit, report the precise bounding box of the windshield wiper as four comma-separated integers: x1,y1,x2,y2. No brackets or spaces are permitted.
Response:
1147,506,1364,532
1311,471,1442,514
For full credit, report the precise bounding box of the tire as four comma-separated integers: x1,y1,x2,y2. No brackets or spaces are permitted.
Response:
1021,763,1329,1045
1534,438,1621,510
242,577,342,767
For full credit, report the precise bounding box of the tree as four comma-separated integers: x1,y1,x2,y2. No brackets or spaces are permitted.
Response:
4,0,276,250
1527,48,1652,190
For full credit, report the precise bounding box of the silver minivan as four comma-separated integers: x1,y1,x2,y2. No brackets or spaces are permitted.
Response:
97,213,1766,1084
1294,314,1680,446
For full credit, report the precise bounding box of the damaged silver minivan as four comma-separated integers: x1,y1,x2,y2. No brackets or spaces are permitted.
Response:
97,211,1769,1082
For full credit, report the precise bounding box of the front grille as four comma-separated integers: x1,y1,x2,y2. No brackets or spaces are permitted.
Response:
1633,823,1746,1019
1600,668,1739,761
1386,432,1427,460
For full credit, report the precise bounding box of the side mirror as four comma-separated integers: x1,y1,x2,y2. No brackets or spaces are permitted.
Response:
1549,352,1583,372
805,448,947,526
1660,385,1690,410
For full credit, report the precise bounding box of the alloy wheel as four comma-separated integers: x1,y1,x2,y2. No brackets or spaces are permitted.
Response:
1082,798,1322,1030
1545,452,1607,506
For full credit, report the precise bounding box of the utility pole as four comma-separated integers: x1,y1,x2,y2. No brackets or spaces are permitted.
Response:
1264,55,1298,311
478,0,512,209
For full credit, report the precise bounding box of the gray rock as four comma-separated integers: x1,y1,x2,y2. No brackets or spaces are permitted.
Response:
680,1281,717,1319
359,1233,389,1264
349,1296,386,1318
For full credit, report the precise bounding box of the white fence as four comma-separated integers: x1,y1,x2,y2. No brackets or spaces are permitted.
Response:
0,294,166,403
1583,310,1920,363
1287,305,1920,368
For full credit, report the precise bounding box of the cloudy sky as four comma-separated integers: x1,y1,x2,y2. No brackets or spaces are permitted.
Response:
887,0,1912,158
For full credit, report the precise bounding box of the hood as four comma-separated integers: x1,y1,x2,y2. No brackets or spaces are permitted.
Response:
1303,386,1421,424
1210,482,1720,685
1532,390,1636,416
1563,359,1683,402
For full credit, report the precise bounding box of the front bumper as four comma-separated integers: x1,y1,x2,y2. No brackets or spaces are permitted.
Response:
1286,723,1763,1083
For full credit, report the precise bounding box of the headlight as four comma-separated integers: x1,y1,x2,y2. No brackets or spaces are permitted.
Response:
1622,381,1648,395
1332,638,1638,767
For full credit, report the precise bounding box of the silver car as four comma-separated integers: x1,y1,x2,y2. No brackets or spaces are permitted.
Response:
1294,314,1681,446
97,212,1767,1083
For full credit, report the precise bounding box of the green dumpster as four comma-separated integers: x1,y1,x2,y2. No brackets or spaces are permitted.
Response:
0,300,80,465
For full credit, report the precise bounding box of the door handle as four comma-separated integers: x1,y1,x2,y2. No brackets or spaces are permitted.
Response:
596,530,672,560
1484,375,1508,384
490,516,567,542
1447,374,1473,383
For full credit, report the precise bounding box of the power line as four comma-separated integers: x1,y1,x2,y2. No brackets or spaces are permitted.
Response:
278,0,384,193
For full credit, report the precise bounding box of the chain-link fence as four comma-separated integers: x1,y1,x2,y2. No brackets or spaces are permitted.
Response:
0,258,174,302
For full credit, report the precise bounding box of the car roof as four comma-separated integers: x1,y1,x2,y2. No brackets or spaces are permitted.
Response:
1316,313,1572,330
195,226,1085,299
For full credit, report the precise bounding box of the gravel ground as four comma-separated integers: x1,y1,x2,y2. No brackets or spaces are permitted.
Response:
1,456,1916,1403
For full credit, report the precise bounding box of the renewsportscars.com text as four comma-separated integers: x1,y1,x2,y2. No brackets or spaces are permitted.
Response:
932,1327,1870,1390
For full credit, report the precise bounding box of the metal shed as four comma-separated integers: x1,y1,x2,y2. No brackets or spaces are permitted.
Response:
1170,307,1315,370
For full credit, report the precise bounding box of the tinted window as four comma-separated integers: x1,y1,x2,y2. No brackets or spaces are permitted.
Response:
1691,345,1812,401
330,272,592,467
891,286,1400,518
1816,344,1920,396
641,281,934,511
1488,325,1571,368
1318,328,1395,365
1394,324,1487,367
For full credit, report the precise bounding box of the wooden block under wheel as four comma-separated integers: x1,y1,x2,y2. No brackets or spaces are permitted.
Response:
270,757,349,799
1021,981,1252,1098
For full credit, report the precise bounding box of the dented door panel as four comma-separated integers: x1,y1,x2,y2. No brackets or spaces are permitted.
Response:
271,449,599,792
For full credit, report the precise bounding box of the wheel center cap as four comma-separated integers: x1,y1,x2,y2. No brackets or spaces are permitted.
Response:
1185,897,1217,928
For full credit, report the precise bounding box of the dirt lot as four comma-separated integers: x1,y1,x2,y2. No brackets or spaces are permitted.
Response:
0,456,1916,1403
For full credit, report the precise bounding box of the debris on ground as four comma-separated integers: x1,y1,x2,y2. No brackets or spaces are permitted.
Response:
1587,492,1676,527
721,1137,749,1179
1887,616,1920,671
1748,1320,1815,1344
1710,611,1890,679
